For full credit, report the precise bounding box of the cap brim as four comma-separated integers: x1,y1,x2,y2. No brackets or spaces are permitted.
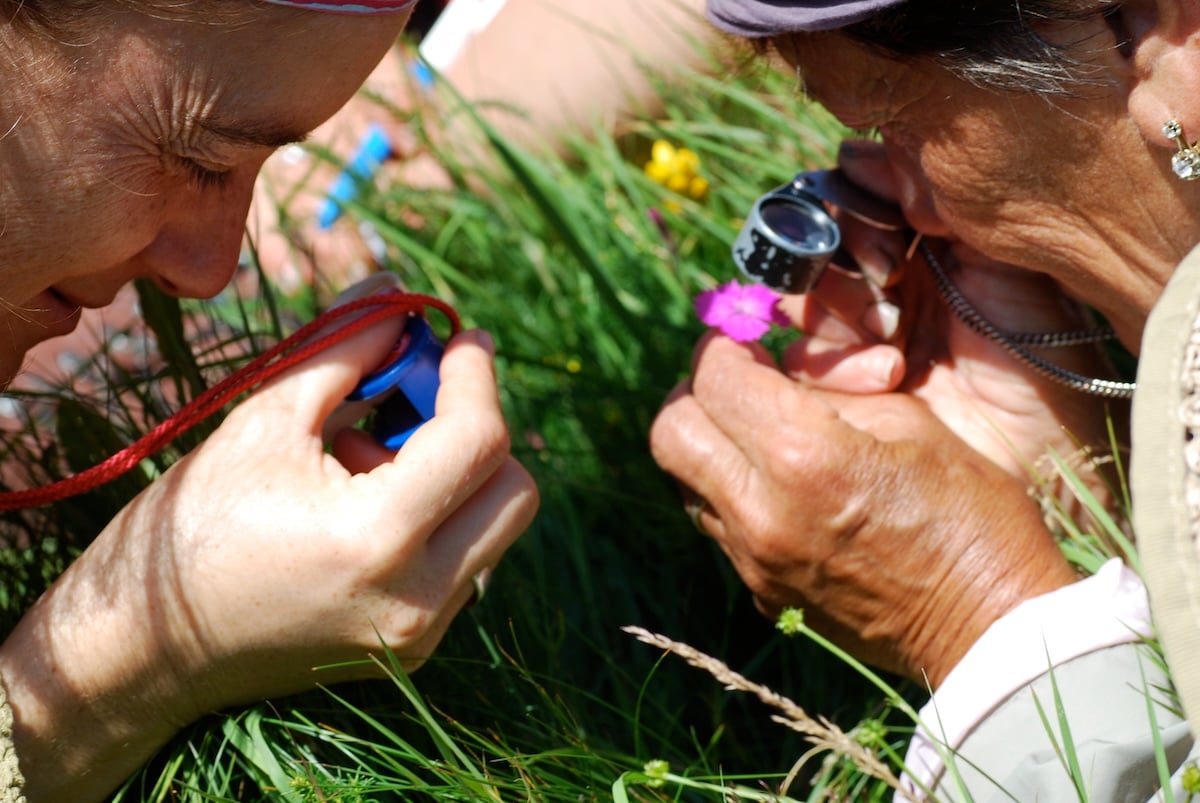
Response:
706,0,905,37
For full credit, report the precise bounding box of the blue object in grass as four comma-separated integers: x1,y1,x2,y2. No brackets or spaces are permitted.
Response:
411,57,435,90
317,123,394,230
346,315,444,449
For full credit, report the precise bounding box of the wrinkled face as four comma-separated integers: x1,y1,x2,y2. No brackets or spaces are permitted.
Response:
0,3,408,362
784,19,1200,350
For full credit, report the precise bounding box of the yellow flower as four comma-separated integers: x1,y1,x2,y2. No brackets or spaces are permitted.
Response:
650,139,676,165
643,139,709,202
644,160,671,184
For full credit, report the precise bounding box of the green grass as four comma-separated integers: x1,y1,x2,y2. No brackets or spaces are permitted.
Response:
0,39,1155,802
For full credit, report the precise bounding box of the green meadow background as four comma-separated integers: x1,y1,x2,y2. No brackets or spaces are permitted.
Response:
0,27,1133,802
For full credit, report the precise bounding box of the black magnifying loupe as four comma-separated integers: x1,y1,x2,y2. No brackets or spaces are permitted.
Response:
732,169,906,294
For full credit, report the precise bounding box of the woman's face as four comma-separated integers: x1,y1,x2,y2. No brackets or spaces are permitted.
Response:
0,4,408,362
785,19,1200,350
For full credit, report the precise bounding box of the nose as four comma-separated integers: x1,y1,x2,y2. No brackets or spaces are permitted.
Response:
137,172,257,299
882,138,954,240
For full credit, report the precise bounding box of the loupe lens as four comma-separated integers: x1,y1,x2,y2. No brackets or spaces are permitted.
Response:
731,187,840,294
759,198,838,251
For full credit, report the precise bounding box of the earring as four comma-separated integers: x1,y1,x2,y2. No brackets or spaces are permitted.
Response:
1164,120,1200,180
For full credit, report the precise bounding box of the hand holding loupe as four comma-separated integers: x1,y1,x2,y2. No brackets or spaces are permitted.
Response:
327,275,448,450
732,169,906,293
732,169,1136,398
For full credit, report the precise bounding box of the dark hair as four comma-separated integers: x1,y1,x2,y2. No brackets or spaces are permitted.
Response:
1,0,83,27
787,0,1123,95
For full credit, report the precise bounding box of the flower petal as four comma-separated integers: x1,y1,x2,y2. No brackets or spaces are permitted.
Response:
695,280,787,342
719,315,772,342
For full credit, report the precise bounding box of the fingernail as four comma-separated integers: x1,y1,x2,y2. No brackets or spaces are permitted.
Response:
859,246,896,288
860,300,901,341
870,351,903,388
329,272,401,309
455,328,495,356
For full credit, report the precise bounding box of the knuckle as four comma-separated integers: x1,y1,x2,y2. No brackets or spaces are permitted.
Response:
378,603,436,648
647,416,676,466
742,531,791,569
770,446,809,480
475,414,512,458
512,462,541,511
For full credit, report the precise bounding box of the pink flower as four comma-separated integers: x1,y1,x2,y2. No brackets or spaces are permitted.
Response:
694,280,789,342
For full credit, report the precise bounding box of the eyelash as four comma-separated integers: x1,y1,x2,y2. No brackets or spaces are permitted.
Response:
180,158,232,191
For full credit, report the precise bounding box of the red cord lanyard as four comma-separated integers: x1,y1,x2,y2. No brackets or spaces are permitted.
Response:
0,291,460,512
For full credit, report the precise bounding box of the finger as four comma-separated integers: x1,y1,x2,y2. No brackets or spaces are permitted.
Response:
778,272,902,344
431,329,501,421
391,587,476,673
781,337,905,393
328,273,402,306
689,336,843,462
424,458,538,581
329,426,392,474
363,330,515,537
649,381,755,524
833,215,909,289
688,329,775,376
378,461,537,673
691,494,725,542
835,140,910,287
248,290,411,434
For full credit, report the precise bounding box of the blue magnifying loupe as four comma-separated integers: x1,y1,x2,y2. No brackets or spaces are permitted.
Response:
345,315,444,449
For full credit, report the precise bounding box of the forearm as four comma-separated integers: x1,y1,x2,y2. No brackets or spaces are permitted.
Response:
0,527,188,803
403,0,721,177
442,0,715,143
903,559,1164,800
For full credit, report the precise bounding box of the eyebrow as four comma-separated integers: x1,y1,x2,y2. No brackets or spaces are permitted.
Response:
195,117,311,150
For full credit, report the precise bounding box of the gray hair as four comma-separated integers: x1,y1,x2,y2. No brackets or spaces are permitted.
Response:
773,0,1123,95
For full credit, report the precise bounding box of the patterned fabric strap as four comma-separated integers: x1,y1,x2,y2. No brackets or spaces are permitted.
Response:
262,0,417,12
0,681,24,803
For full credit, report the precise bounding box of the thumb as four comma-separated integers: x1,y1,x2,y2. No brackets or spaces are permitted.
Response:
250,275,422,436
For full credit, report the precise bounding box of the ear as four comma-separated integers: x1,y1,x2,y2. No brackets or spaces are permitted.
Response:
1123,0,1200,149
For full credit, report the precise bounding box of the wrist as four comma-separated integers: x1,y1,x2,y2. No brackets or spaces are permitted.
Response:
0,533,199,802
907,527,1077,688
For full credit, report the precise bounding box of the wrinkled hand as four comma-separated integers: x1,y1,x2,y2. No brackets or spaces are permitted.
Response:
784,140,1125,486
648,140,1117,686
0,308,537,800
649,335,1078,685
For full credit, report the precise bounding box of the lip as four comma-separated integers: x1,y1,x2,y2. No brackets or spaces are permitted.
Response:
25,289,85,337
49,286,118,311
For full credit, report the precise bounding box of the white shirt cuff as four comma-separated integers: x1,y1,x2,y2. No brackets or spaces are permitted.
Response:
900,558,1152,799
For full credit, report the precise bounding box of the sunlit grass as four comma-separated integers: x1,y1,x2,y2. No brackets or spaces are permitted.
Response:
0,36,1158,803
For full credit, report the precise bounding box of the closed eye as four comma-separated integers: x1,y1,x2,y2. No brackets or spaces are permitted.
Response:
179,157,232,191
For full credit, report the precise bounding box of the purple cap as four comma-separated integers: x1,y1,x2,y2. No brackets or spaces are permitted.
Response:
706,0,906,37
